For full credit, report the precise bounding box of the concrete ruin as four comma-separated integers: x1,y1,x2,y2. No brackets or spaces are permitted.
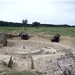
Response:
0,32,7,47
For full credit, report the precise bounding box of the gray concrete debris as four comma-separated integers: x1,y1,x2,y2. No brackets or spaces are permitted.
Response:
65,50,74,58
41,47,57,54
34,50,75,75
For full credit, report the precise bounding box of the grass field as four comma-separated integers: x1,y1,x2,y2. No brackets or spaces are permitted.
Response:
0,27,75,36
3,71,42,75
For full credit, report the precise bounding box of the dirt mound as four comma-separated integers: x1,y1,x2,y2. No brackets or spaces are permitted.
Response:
22,33,30,40
60,36,75,47
6,33,30,40
6,33,18,39
51,34,60,42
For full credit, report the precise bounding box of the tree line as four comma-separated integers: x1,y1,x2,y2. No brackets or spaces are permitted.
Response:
0,20,75,28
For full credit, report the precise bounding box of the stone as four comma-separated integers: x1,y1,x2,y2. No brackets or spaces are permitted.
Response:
8,56,13,68
63,69,71,75
12,62,31,70
31,55,34,69
0,32,7,46
33,50,75,75
65,50,74,58
41,47,57,54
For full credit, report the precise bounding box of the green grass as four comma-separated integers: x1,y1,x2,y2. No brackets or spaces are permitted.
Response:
3,71,42,75
0,27,75,36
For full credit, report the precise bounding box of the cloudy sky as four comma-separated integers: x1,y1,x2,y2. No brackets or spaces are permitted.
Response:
0,0,75,25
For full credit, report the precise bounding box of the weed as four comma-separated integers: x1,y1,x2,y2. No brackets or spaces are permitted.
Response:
2,61,7,66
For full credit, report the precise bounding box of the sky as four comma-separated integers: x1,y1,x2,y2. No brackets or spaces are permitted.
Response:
0,0,75,25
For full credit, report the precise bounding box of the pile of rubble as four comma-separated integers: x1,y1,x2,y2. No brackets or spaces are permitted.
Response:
34,50,75,75
1,49,75,75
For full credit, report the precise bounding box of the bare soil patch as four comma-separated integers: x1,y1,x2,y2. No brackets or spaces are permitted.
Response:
0,34,75,74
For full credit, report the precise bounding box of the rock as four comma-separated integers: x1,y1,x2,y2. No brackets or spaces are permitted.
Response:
12,62,31,70
57,55,65,60
33,50,75,75
8,55,32,70
65,50,74,58
8,56,13,68
63,69,71,75
30,55,34,69
0,32,7,46
12,50,42,58
41,47,57,54
31,50,42,55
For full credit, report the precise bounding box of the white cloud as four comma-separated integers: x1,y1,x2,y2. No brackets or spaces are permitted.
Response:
0,0,75,25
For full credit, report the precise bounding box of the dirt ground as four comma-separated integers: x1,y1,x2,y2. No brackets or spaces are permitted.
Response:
0,34,75,74
1,35,75,54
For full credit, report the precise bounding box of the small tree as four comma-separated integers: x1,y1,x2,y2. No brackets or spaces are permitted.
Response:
22,19,28,30
32,22,40,28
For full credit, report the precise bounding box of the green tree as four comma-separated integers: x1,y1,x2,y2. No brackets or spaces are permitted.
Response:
22,19,28,30
32,22,40,28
